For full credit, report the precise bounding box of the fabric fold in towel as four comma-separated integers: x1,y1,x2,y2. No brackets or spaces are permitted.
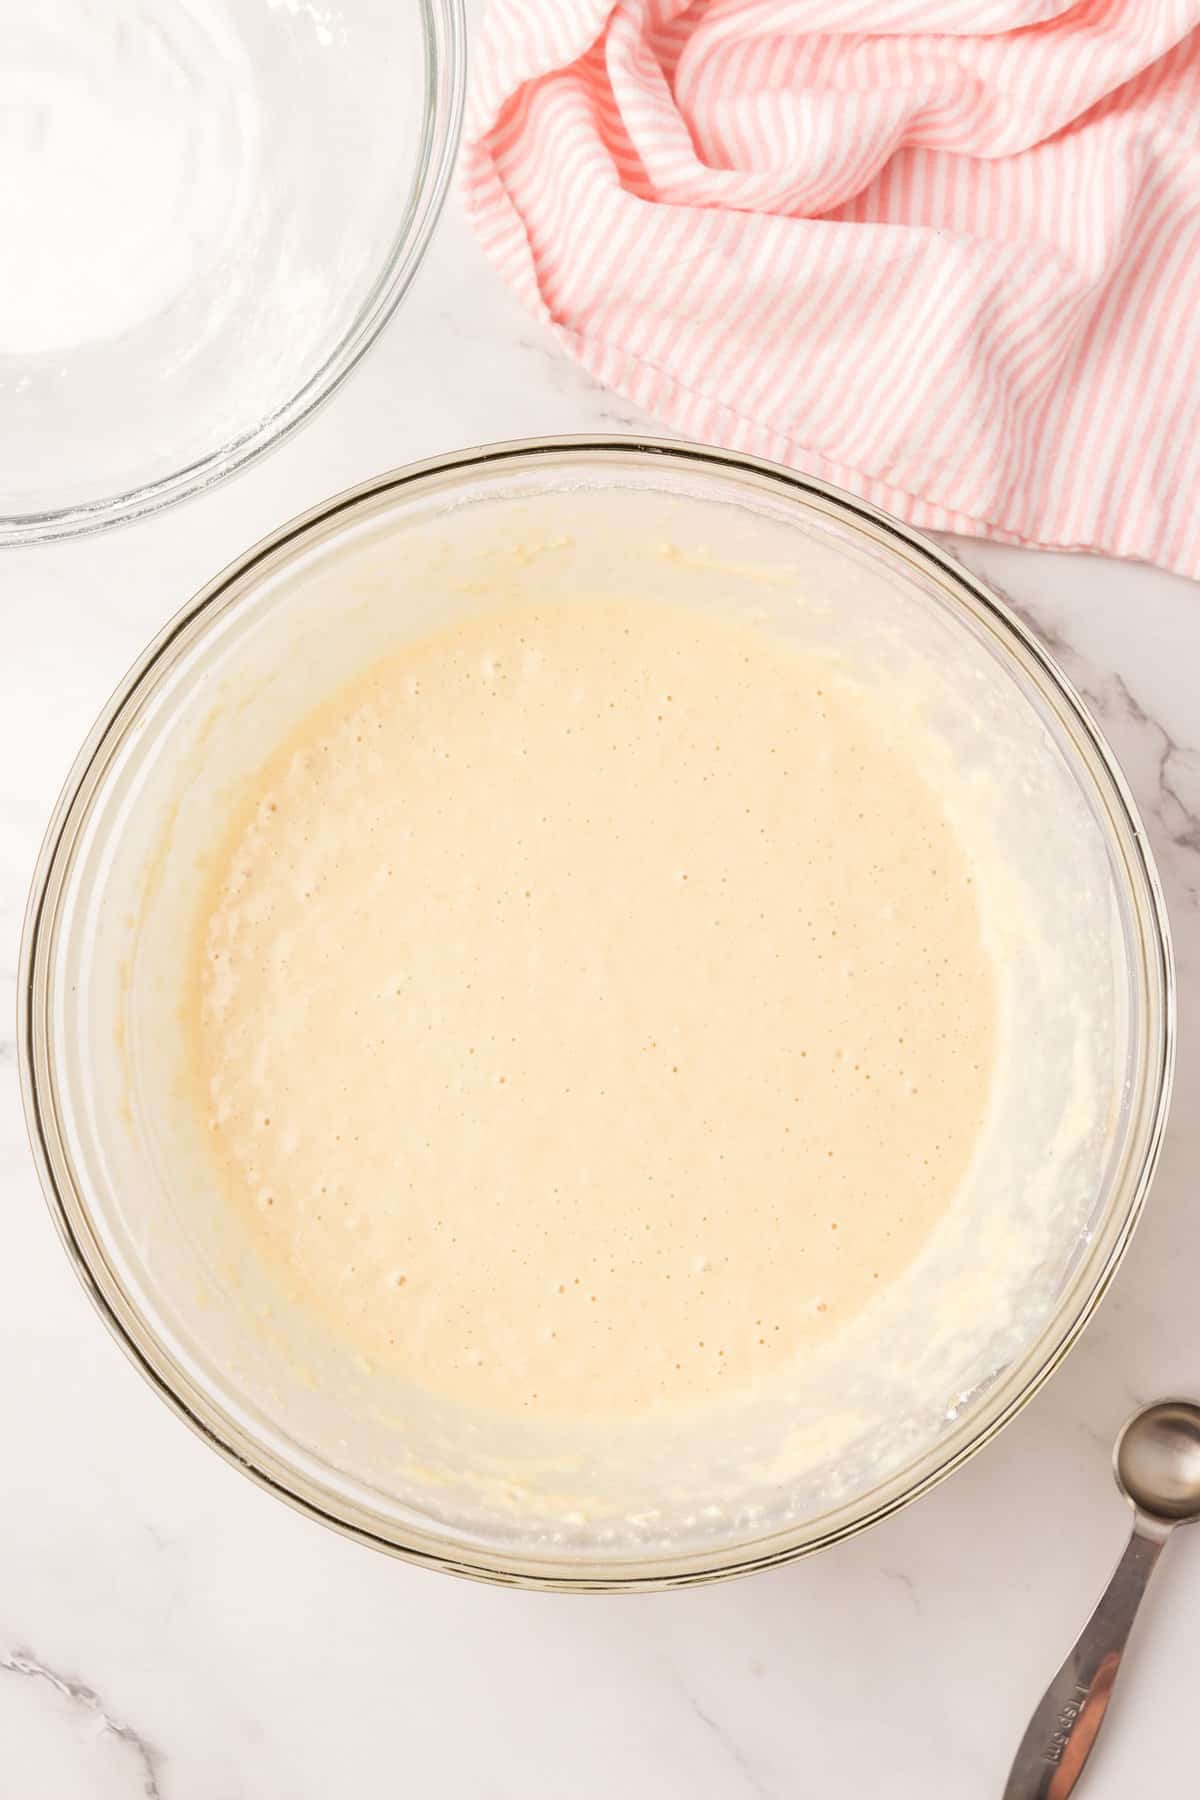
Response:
462,1,1200,577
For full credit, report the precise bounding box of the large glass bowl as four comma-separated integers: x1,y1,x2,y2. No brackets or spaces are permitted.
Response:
0,0,464,545
19,440,1174,1589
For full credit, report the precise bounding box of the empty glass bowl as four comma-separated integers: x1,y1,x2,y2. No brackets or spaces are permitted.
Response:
0,0,465,544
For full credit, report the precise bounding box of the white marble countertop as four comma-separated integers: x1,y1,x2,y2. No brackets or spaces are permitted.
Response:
4,183,1200,1800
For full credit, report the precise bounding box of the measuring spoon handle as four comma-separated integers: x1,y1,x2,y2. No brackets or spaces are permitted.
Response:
1003,1518,1168,1800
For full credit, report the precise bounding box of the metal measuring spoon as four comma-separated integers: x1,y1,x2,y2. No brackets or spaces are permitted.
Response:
1004,1399,1200,1798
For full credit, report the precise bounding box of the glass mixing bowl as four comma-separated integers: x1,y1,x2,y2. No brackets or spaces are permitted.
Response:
19,440,1174,1589
0,0,464,545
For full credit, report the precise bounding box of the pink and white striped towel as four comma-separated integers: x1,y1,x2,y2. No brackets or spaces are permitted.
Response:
461,1,1200,577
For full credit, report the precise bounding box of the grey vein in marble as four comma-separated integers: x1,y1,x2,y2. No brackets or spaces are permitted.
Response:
877,1566,922,1616
685,1690,775,1800
1086,671,1200,863
509,331,658,428
2,1646,163,1798
953,559,1200,898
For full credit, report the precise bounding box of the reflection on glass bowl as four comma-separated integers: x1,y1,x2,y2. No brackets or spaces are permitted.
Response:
0,0,464,544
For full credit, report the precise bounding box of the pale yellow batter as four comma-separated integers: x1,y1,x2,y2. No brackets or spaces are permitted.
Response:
192,598,995,1418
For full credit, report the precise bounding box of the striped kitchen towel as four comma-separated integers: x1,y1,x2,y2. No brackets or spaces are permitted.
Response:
461,1,1200,578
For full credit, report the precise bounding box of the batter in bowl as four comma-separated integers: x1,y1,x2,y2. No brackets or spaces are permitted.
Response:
191,596,996,1419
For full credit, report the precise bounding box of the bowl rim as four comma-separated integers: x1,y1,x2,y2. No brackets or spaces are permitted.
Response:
0,0,467,548
18,435,1177,1590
